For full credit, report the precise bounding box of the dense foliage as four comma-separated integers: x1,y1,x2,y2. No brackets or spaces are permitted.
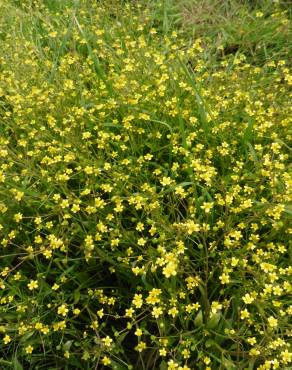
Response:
0,1,291,369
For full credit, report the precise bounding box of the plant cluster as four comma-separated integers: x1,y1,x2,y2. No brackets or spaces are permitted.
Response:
0,0,291,369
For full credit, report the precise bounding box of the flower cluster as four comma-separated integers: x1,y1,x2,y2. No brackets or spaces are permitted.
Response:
0,1,291,369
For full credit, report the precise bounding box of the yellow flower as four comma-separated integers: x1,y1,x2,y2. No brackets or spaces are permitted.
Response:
247,337,257,345
125,307,134,317
41,326,50,335
167,359,179,369
219,273,230,284
186,302,200,313
135,328,142,337
102,356,111,365
159,348,167,356
267,316,278,328
182,348,190,359
163,261,177,278
137,237,146,246
203,356,211,365
250,348,260,356
160,176,173,186
135,341,146,352
3,334,11,344
35,322,43,330
243,293,254,305
73,308,81,315
71,203,80,213
200,202,213,213
25,345,33,354
240,309,250,319
168,306,178,318
146,288,162,305
132,294,143,308
211,301,222,314
15,191,24,201
102,336,113,347
49,31,58,38
27,280,38,290
57,304,68,316
152,306,163,318
14,213,23,222
281,349,292,364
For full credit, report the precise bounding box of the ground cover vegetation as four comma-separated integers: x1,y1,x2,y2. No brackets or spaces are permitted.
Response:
0,0,291,369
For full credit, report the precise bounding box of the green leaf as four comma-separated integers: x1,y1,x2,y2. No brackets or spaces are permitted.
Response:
243,118,255,144
74,289,80,304
222,356,237,370
0,359,12,366
284,205,292,216
12,356,23,370
207,313,221,329
247,142,258,163
75,272,89,285
205,338,215,348
63,340,73,351
194,310,203,327
19,331,34,343
159,360,168,370
116,331,128,346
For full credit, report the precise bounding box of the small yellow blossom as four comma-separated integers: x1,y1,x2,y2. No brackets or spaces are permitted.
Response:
3,334,11,344
267,316,278,328
27,280,38,290
163,261,177,278
102,336,113,347
200,202,213,213
57,304,68,316
25,345,33,354
240,309,250,319
132,294,143,308
211,301,222,314
102,356,111,365
135,341,146,352
135,328,143,337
